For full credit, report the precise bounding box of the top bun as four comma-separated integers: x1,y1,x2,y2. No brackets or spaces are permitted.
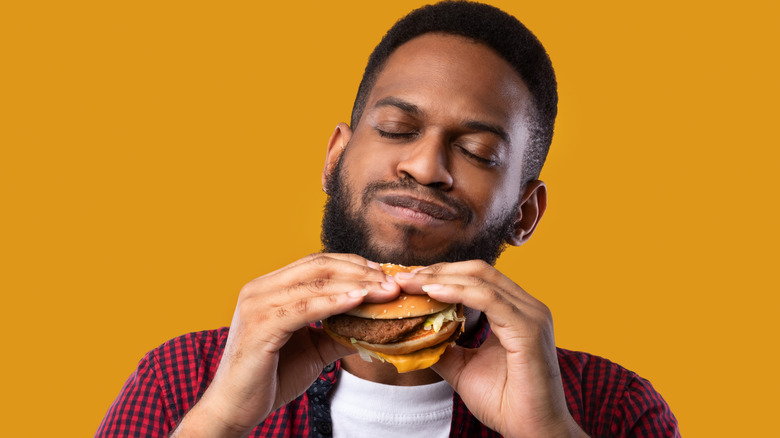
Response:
379,263,419,276
344,263,450,319
345,293,451,319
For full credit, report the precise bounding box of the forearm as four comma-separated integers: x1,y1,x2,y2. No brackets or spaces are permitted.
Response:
500,414,590,438
170,395,254,438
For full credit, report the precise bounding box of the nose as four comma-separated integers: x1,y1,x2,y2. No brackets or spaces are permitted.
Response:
395,134,454,190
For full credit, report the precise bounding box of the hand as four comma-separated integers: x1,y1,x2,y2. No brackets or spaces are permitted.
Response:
172,253,399,437
394,260,588,438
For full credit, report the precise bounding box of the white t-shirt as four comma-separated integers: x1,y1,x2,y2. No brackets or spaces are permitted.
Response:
329,369,454,438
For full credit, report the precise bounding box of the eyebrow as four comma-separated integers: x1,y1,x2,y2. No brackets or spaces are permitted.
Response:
374,96,423,116
373,96,510,144
463,120,509,144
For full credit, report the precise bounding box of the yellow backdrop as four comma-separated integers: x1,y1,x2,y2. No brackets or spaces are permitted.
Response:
2,1,778,436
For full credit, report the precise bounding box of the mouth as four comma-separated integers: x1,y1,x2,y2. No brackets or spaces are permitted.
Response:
376,194,462,224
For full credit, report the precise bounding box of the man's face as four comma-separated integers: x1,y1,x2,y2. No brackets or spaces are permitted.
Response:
322,33,535,266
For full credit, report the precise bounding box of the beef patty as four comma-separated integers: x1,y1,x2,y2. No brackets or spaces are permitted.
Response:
325,314,427,344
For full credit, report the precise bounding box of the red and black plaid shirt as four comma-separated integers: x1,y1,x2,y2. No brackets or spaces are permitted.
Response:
97,316,679,437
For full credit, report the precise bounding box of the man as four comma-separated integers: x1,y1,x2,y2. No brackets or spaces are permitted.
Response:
97,2,679,437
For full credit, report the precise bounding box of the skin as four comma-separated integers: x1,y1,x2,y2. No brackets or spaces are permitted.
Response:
172,34,588,437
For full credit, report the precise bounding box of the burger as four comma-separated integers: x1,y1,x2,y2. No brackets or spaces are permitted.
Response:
323,263,464,373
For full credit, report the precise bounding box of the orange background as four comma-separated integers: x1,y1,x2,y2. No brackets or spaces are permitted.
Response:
2,1,778,436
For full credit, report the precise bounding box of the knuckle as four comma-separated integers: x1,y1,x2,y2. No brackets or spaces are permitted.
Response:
538,302,553,323
359,280,381,291
298,278,327,294
360,264,374,276
471,259,491,271
293,299,310,314
471,276,488,287
310,253,330,266
484,286,503,303
239,278,259,297
312,277,328,291
426,263,444,274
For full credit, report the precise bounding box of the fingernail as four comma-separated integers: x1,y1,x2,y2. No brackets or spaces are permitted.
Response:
396,272,415,280
381,281,396,291
411,266,427,273
422,284,443,292
367,261,380,269
347,289,368,297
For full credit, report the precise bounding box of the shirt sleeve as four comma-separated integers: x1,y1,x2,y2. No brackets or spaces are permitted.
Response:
95,352,173,437
609,375,680,438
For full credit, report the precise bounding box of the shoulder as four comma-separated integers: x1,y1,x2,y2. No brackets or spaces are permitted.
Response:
556,348,679,437
97,328,230,436
146,327,229,368
556,347,666,399
144,327,229,390
144,328,230,413
557,347,636,385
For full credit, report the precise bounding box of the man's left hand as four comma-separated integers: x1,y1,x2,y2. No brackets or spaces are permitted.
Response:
394,260,589,438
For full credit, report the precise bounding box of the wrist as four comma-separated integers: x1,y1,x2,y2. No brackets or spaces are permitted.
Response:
171,392,255,438
503,415,589,438
543,416,589,438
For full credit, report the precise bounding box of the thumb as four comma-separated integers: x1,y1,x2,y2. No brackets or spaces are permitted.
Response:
310,328,357,364
431,344,470,390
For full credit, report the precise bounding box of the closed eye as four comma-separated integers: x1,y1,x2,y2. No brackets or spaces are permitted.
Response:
376,128,418,140
457,145,498,167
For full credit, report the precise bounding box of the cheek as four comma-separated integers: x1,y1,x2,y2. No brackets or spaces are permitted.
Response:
340,147,396,197
455,168,519,222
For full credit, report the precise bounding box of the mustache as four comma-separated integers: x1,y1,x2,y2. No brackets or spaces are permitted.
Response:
361,177,473,225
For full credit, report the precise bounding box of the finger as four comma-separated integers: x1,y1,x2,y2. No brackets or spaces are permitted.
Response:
242,256,397,304
394,264,535,308
415,260,507,285
279,327,355,369
248,290,374,347
241,278,400,328
267,253,382,278
400,281,550,348
269,254,390,289
430,339,500,391
393,272,490,295
275,277,400,305
430,344,469,389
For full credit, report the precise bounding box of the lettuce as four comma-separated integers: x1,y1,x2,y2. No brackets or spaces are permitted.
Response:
423,305,461,333
351,337,386,363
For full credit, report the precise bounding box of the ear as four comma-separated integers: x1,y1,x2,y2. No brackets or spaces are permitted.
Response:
322,122,353,192
507,180,547,246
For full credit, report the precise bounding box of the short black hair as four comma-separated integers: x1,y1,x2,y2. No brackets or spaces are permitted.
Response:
350,0,558,183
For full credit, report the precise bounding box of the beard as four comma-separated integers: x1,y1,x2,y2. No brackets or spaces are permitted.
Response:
321,156,518,266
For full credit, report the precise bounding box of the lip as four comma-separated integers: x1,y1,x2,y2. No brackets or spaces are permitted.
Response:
376,194,461,224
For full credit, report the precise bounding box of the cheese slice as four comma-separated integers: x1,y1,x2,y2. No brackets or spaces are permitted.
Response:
376,342,451,373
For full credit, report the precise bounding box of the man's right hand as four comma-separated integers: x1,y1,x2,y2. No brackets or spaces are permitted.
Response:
170,253,400,437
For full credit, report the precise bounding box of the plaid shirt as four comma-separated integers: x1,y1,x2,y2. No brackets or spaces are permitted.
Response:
97,316,679,437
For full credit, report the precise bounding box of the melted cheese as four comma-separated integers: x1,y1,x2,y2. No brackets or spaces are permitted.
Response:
376,342,451,373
